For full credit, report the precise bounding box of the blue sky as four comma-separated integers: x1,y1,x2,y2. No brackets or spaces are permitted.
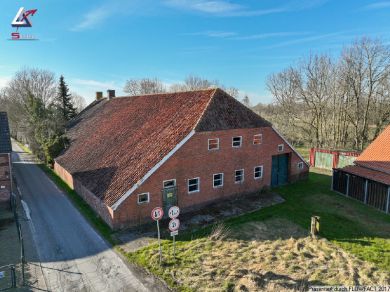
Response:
0,0,390,104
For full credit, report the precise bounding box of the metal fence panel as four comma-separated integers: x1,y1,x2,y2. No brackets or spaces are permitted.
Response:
315,152,333,169
338,154,357,168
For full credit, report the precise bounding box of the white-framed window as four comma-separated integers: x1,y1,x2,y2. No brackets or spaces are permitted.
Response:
253,134,262,145
278,144,284,152
297,162,304,170
163,179,176,189
232,136,242,148
213,173,224,188
137,192,150,204
254,166,263,179
235,169,244,183
188,177,200,193
208,138,219,150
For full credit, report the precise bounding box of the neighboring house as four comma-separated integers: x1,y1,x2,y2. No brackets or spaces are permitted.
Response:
55,89,309,229
333,125,390,213
0,112,12,206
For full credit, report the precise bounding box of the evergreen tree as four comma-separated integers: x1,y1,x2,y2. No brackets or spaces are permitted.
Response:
57,75,76,121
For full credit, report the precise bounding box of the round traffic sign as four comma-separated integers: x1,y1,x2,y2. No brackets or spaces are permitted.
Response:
168,206,180,219
151,207,164,221
169,218,180,232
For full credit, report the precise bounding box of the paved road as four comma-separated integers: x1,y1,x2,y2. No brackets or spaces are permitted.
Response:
12,142,164,292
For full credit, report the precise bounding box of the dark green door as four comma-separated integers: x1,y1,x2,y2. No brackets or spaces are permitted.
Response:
271,154,289,187
162,186,177,216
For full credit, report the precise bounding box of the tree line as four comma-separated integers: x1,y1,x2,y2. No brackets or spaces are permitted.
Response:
0,69,85,164
122,74,247,105
254,38,390,151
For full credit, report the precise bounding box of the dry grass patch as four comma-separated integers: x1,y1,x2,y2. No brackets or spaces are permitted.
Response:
128,218,389,291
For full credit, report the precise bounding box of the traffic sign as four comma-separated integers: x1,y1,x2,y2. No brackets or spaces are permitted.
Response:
151,207,164,221
168,206,180,219
170,230,178,236
169,218,180,232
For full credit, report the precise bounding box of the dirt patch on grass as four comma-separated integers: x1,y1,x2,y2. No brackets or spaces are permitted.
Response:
130,219,389,291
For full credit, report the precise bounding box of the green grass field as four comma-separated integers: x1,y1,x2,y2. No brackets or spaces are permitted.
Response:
127,170,390,290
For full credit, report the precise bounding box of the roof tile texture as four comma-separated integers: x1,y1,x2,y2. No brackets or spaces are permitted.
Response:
355,125,390,174
341,165,390,186
56,89,271,207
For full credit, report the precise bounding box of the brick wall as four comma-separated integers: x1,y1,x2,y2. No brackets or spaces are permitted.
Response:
114,127,308,228
54,161,115,227
73,178,115,228
54,161,74,189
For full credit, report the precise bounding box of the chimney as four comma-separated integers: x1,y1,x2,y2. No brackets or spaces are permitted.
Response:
96,92,103,100
107,89,115,100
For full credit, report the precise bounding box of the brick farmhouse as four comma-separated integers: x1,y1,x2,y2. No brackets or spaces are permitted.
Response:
55,89,309,229
0,112,12,207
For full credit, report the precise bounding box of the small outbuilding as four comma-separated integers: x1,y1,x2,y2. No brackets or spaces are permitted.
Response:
333,125,390,213
55,89,309,229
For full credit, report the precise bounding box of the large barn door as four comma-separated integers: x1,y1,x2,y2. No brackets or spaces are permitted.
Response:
271,154,289,187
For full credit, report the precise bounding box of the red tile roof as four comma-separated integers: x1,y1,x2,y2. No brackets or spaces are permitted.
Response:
340,165,390,186
355,125,390,174
56,88,271,207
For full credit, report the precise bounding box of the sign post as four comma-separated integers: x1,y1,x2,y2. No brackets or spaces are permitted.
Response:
168,206,180,259
151,207,164,264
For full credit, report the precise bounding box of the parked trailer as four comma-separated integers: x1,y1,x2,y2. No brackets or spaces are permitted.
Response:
309,148,360,170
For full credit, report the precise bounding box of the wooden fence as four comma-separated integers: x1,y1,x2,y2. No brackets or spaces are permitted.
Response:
332,169,390,213
310,149,360,170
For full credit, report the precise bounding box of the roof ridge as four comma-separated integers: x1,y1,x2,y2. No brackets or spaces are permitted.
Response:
354,161,390,175
111,88,218,100
193,88,219,130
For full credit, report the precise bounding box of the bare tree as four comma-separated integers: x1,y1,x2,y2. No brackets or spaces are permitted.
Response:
341,38,390,149
264,37,390,150
123,78,166,96
242,95,251,107
71,92,86,113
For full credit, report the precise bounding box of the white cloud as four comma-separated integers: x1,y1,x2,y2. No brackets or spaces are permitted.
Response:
164,0,328,17
183,31,237,38
71,0,151,31
183,31,310,41
363,1,390,10
165,0,242,14
0,76,11,88
72,7,113,31
69,78,123,104
231,32,310,41
72,78,117,89
164,0,284,16
266,31,347,49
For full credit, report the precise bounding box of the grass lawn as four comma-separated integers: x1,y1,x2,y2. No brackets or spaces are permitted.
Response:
126,170,390,291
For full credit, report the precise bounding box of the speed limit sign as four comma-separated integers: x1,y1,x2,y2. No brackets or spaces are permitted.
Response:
169,218,180,232
168,206,180,219
151,207,164,221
